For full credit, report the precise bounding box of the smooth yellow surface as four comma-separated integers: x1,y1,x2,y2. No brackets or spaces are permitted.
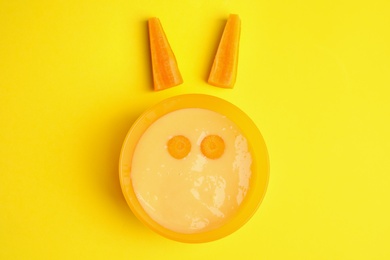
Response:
1,0,389,259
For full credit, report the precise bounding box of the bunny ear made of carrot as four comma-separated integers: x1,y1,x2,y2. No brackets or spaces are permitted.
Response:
148,17,183,91
208,14,241,89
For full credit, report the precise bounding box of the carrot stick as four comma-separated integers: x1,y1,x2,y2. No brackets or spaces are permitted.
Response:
208,14,241,88
148,17,183,91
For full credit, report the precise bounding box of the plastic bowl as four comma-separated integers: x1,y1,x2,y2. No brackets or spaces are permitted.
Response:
119,94,269,243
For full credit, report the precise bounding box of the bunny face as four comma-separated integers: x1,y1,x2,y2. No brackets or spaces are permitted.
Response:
130,108,252,233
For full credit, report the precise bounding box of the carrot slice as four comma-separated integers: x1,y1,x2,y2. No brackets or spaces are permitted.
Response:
208,14,241,88
200,135,225,159
148,17,183,91
167,135,191,159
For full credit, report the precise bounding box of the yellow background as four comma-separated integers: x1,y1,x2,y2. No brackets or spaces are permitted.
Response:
1,0,389,259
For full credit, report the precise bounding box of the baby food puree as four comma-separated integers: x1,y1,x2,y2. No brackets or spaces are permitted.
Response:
131,108,252,233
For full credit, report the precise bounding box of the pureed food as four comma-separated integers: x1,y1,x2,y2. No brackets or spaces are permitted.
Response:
131,108,252,234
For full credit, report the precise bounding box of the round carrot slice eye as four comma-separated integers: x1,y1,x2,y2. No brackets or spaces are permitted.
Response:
167,135,191,159
200,135,225,159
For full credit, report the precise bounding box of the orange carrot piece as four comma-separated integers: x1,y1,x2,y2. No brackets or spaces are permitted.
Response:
148,17,183,91
167,135,191,159
200,135,225,159
208,14,241,88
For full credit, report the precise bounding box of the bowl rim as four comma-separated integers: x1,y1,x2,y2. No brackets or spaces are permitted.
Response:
119,94,270,243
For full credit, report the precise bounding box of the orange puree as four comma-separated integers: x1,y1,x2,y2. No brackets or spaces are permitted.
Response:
131,108,252,234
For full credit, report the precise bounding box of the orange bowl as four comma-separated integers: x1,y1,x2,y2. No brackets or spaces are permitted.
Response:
119,94,269,243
